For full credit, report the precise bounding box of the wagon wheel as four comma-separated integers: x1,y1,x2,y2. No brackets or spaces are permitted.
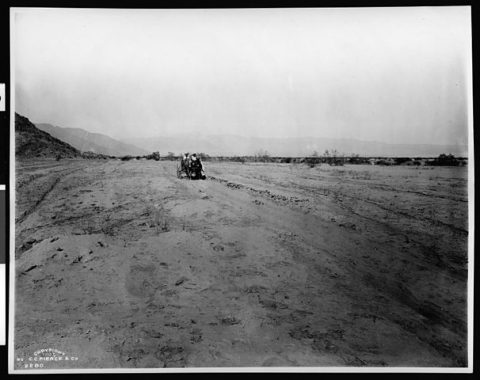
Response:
176,163,182,178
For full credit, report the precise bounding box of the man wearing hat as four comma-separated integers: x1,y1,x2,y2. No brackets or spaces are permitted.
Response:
189,153,206,180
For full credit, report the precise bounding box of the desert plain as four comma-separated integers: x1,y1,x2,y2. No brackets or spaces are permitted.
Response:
13,159,469,368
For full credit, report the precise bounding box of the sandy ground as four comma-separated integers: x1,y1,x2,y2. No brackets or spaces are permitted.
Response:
13,159,468,369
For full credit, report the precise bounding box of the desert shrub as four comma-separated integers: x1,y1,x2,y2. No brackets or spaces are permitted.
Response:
348,154,369,165
428,154,461,166
254,149,271,162
230,156,246,163
305,157,321,167
394,157,411,165
146,151,160,161
81,151,110,160
121,155,134,161
323,149,344,166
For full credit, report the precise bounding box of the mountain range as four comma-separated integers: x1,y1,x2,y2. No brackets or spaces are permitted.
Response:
128,134,468,158
36,123,148,157
18,115,467,158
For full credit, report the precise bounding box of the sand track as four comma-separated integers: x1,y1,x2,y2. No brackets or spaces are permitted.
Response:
13,159,468,369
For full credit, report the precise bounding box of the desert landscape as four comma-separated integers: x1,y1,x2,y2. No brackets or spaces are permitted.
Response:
11,7,472,371
13,157,468,368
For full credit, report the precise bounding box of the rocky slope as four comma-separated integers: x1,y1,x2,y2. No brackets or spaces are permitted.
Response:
15,113,82,159
15,114,112,160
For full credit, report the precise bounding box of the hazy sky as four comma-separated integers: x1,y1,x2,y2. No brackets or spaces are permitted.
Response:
13,7,471,145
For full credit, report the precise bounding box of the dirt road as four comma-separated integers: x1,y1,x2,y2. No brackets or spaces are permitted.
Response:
13,159,468,368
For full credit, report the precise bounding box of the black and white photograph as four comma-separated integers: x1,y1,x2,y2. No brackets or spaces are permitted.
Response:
9,6,473,373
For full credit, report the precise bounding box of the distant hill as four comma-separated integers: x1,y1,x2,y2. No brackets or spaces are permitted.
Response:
129,134,468,158
36,123,148,157
15,113,82,159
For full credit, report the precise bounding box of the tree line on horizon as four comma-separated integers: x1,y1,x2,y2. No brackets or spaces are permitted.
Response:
117,150,467,167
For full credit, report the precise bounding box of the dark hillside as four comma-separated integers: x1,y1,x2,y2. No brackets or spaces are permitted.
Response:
15,113,82,159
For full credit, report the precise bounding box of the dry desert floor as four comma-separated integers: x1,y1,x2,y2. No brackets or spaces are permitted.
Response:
13,159,469,369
